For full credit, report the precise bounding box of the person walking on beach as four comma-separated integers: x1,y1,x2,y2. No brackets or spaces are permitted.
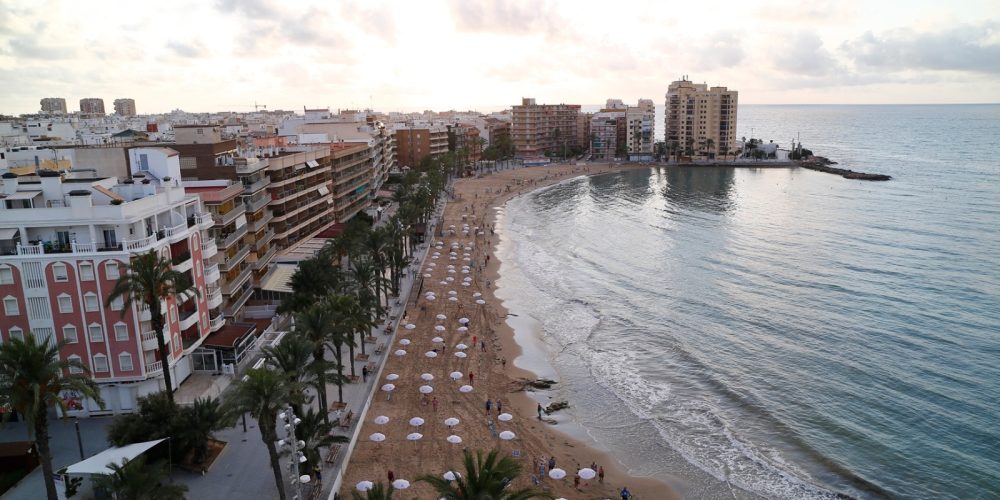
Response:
501,357,506,369
481,340,487,352
598,466,605,483
469,372,474,385
548,456,556,471
486,399,493,414
574,475,581,489
537,403,544,419
432,397,439,411
388,470,395,483
496,399,503,414
620,486,631,499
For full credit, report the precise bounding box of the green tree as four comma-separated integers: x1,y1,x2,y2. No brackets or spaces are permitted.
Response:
323,295,360,405
92,455,187,500
174,397,228,465
0,334,104,500
416,448,551,500
293,303,337,420
352,482,395,500
225,368,304,500
107,250,197,403
293,407,347,484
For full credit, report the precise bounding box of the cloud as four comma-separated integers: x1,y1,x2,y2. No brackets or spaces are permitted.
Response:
841,22,1000,74
166,39,208,58
778,32,839,75
4,39,77,59
214,0,279,18
447,0,569,38
690,31,745,70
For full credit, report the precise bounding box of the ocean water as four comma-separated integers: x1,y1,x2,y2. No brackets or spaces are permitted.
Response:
494,105,1000,499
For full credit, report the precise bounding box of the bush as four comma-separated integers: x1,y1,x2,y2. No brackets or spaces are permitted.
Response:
107,392,228,464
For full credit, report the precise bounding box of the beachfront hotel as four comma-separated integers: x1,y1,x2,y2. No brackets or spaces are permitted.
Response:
665,78,738,159
0,148,221,415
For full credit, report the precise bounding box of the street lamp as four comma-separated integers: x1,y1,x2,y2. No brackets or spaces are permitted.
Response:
279,405,309,500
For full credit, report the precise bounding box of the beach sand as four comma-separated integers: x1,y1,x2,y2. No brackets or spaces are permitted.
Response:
341,162,677,499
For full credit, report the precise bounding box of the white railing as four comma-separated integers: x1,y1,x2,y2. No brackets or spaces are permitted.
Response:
123,234,156,252
71,241,97,253
220,246,251,272
162,222,187,238
16,243,43,255
210,314,226,331
204,263,221,283
146,360,163,374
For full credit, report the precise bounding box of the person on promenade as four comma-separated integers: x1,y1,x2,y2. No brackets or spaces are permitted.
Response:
486,399,493,414
598,466,605,483
361,365,368,382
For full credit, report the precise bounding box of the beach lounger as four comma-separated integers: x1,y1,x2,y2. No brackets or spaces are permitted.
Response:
339,410,354,428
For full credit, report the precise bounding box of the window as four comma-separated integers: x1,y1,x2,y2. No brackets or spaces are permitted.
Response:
67,355,84,374
57,294,73,313
138,153,149,171
8,327,23,342
114,323,128,341
106,262,120,280
0,266,13,285
118,353,133,371
79,263,95,281
92,354,108,373
35,327,53,346
84,293,99,312
3,296,18,316
110,297,124,311
62,324,78,343
88,324,104,342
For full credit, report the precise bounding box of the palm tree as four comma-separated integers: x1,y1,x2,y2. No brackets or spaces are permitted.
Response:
293,303,336,420
704,138,715,160
294,407,347,485
262,335,346,416
174,396,228,465
352,482,395,500
225,368,304,500
93,455,187,500
107,250,197,403
0,334,104,500
323,295,359,404
417,448,551,500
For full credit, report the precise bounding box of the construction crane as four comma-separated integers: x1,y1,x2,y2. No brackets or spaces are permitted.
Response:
254,102,267,111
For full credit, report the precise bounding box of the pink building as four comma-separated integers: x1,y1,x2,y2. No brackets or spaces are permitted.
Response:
0,148,223,415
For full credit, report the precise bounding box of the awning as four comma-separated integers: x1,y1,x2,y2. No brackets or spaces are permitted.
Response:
2,191,41,201
234,214,248,229
317,185,330,196
0,228,18,239
65,439,166,476
306,160,319,168
260,264,296,293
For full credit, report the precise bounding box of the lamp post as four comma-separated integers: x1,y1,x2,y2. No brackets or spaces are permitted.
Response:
278,405,310,500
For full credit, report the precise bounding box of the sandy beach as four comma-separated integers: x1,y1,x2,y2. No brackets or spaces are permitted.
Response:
341,162,676,499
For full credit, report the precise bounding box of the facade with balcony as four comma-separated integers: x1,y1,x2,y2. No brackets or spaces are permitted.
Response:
265,147,335,250
0,148,219,416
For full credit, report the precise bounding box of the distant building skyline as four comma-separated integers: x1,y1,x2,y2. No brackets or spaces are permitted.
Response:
1,0,997,114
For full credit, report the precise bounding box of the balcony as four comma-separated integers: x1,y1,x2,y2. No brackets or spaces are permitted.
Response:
222,266,252,295
201,239,218,259
248,211,273,232
146,353,175,375
162,222,189,243
192,212,214,230
219,245,251,272
214,204,247,227
204,263,221,284
245,194,269,213
253,246,277,270
210,314,226,332
255,228,275,248
171,251,193,273
178,308,199,331
206,286,223,309
218,224,248,249
141,329,171,351
224,286,254,317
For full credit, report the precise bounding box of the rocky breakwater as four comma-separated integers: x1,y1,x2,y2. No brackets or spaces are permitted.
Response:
799,156,892,181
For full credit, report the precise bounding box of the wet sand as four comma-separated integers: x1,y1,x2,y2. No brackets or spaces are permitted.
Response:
341,162,677,499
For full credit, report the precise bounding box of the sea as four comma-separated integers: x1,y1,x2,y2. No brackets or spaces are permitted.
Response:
493,104,1000,499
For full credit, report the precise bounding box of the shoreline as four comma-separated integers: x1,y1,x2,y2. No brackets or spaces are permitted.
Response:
340,162,675,499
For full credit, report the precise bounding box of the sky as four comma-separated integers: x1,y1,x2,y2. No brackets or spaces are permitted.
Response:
1,0,999,114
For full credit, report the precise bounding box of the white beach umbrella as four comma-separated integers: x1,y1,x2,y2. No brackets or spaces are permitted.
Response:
473,292,482,297
444,417,460,427
406,432,423,441
446,277,455,282
475,300,486,305
499,431,516,441
439,281,449,285
578,468,597,480
459,384,474,393
450,251,457,256
381,384,395,392
454,351,467,359
423,274,431,278
497,413,513,422
455,343,468,350
436,313,447,320
449,371,463,381
458,317,470,324
425,351,438,358
369,433,386,443
399,339,411,346
448,290,458,295
431,336,444,343
386,373,399,381
394,349,407,356
446,435,463,444
463,277,472,282
548,468,566,480
426,295,436,301
405,323,416,330
449,297,458,301
419,385,434,394
433,252,440,256
420,373,434,381
434,325,446,332
409,417,425,426
462,282,471,287
392,479,410,490
443,471,461,481
373,415,390,425
431,255,439,260
356,480,374,491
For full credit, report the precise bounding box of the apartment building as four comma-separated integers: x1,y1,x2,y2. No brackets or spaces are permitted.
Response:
511,98,581,158
626,99,656,161
79,98,106,116
0,148,222,415
665,79,738,159
576,113,592,154
114,98,137,117
329,143,373,223
40,98,68,115
449,123,482,164
394,125,448,168
265,147,336,250
590,112,623,160
485,118,511,147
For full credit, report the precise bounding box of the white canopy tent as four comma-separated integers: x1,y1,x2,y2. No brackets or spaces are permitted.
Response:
65,439,168,476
